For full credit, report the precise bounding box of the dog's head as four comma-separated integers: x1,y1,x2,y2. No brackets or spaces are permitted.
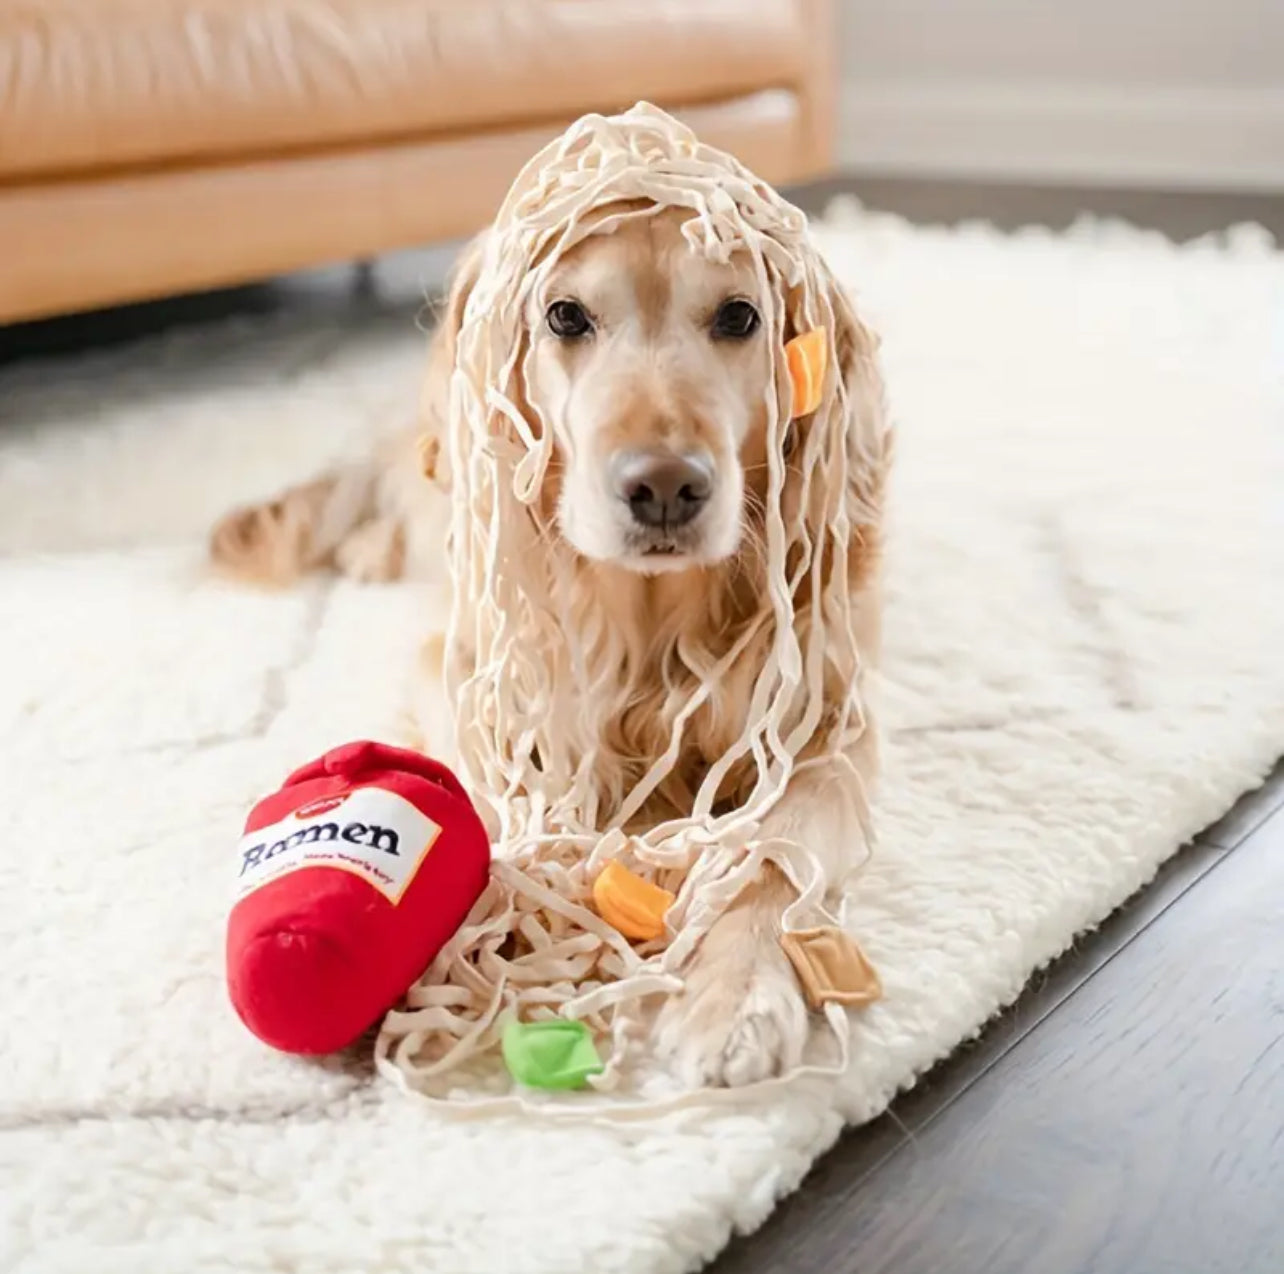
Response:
444,201,878,580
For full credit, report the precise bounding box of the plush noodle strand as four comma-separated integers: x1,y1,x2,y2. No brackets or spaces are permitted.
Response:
374,103,874,1104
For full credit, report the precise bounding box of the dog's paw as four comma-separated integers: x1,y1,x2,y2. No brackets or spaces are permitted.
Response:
209,497,310,586
655,933,808,1089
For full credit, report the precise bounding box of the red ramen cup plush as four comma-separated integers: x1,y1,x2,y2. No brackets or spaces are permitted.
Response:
226,740,489,1055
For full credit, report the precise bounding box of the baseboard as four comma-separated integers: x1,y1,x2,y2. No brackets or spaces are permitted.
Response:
837,79,1284,192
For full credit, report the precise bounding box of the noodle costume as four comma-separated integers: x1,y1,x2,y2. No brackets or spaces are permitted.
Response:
370,102,890,1112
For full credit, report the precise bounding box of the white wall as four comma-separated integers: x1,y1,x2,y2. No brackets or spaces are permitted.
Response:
836,0,1284,190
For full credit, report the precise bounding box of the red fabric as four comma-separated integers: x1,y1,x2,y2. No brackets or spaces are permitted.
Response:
226,741,489,1055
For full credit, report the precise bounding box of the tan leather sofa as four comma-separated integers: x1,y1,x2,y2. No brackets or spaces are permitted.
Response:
0,0,835,325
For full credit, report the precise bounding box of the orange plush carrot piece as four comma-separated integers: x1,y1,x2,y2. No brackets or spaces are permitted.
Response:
784,327,828,418
592,861,674,941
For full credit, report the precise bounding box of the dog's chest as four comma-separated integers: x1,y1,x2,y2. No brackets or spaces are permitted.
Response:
598,637,765,823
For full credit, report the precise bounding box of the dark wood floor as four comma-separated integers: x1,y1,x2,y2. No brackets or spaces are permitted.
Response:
793,173,1284,241
712,765,1284,1274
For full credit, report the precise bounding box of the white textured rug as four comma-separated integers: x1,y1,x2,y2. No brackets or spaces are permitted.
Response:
2,204,1281,1274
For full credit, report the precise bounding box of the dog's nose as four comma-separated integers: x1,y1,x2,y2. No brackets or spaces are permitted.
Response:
611,450,713,530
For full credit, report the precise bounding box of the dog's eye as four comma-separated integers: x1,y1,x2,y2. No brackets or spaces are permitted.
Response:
711,298,761,341
546,299,593,339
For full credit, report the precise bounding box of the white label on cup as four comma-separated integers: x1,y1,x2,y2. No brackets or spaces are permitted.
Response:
234,786,441,905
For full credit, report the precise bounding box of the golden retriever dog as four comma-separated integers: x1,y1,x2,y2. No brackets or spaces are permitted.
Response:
211,183,889,1088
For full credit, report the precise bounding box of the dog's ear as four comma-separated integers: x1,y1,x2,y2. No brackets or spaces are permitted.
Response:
419,234,486,488
829,282,889,509
441,234,486,359
781,273,891,600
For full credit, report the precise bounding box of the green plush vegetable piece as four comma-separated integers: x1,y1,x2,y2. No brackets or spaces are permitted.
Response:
501,1019,603,1090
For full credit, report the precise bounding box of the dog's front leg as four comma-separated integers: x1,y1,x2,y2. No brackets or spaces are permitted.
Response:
654,746,873,1088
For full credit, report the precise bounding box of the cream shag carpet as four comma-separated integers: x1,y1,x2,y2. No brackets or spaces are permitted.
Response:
1,203,1281,1274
